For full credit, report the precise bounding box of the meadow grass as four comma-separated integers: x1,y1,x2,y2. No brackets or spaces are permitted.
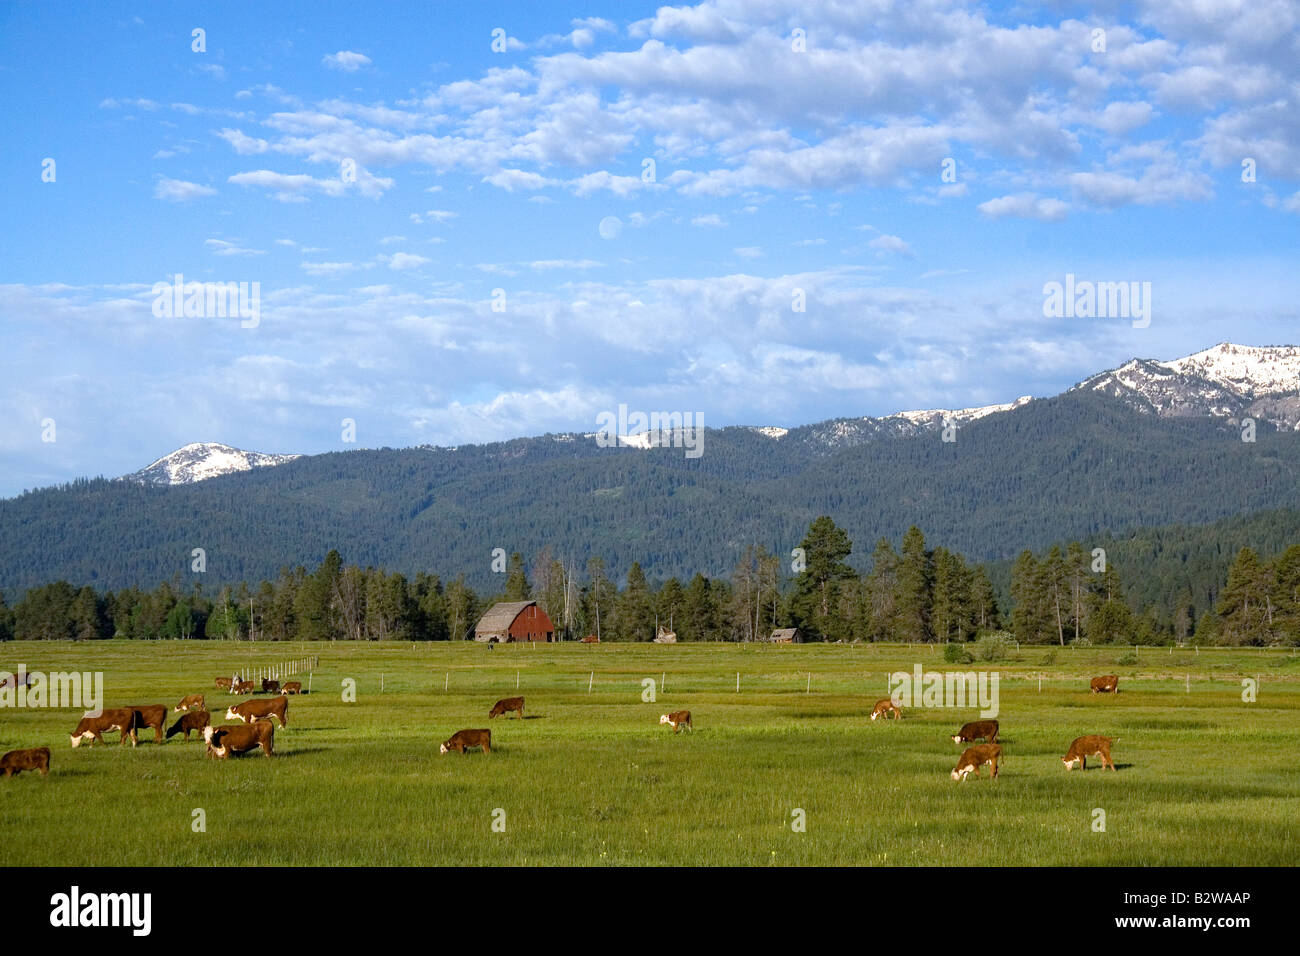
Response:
1,640,1297,866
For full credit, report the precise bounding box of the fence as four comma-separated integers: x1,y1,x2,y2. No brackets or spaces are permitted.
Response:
229,656,319,684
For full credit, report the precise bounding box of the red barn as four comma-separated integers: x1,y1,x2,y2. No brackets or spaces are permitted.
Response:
474,601,555,643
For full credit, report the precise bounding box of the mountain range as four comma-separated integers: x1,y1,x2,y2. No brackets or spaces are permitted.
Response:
4,341,1300,598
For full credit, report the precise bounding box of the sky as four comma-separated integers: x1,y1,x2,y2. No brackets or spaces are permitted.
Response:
1,0,1298,496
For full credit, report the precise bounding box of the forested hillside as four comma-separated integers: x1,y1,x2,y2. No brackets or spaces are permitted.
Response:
2,389,1299,600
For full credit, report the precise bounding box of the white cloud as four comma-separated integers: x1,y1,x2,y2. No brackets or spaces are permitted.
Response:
977,193,1069,221
154,178,216,202
323,51,372,72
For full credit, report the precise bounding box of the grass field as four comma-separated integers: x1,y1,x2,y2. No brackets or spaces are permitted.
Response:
1,640,1298,866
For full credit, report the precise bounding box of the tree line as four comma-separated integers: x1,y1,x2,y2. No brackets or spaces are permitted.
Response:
1,517,1296,645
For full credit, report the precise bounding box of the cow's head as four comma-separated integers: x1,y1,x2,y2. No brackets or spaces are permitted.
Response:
950,734,963,743
659,715,672,725
1062,756,1081,771
951,764,972,781
70,732,84,748
225,706,243,721
439,742,450,754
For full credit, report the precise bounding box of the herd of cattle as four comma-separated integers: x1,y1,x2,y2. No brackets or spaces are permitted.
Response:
867,673,1121,781
0,669,1123,780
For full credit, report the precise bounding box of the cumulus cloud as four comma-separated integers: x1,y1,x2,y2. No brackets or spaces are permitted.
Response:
154,178,216,201
322,51,372,72
977,193,1070,221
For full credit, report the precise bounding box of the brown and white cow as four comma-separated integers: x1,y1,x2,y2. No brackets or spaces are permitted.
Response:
952,743,1002,781
1,747,50,778
175,694,205,713
870,698,902,721
952,719,999,744
280,681,302,695
1090,675,1119,694
489,696,524,719
166,710,211,741
232,680,255,695
440,729,491,754
261,678,280,693
70,708,137,748
127,704,168,744
659,710,692,734
214,676,233,690
1062,735,1117,771
204,722,274,758
226,695,288,728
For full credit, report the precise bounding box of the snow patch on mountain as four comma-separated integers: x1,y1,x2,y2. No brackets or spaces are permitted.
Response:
123,443,300,486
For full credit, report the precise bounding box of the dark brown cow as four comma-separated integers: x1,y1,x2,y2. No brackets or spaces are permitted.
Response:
1062,735,1117,771
580,635,600,643
214,676,233,690
952,743,1002,781
175,694,206,713
128,704,168,743
870,698,901,721
440,729,491,754
280,681,302,695
489,696,524,719
232,680,255,695
70,708,137,748
1090,675,1119,694
952,719,999,744
659,710,693,733
166,710,211,741
226,696,288,728
204,722,274,758
261,678,280,693
1,747,50,778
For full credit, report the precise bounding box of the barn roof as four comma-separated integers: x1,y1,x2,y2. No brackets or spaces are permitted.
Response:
770,627,801,640
475,601,536,635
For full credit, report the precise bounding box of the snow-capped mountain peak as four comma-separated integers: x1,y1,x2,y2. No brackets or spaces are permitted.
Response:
122,442,300,486
1075,343,1300,429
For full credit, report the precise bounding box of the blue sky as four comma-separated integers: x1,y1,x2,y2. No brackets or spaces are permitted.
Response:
2,0,1298,495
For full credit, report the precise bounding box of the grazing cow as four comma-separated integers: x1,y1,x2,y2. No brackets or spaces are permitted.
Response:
127,704,168,744
440,729,491,755
214,676,233,690
70,708,137,748
204,722,274,759
489,696,524,719
870,698,902,721
1090,675,1119,694
225,696,288,729
952,719,999,744
261,678,280,693
232,680,255,695
1062,735,1117,771
174,694,206,713
166,710,211,741
280,681,302,695
580,635,600,643
952,743,1002,781
659,710,693,734
2,747,50,778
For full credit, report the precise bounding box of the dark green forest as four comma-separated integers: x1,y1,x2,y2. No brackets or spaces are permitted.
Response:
2,515,1296,647
3,390,1300,602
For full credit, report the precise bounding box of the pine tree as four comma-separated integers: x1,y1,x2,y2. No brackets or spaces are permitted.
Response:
893,526,931,642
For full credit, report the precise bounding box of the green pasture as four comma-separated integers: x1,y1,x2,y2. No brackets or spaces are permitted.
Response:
1,641,1297,866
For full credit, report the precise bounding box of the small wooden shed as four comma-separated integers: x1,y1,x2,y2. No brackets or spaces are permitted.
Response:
769,627,804,644
474,601,555,643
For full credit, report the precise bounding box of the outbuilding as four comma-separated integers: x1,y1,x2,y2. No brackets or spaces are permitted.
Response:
474,601,555,643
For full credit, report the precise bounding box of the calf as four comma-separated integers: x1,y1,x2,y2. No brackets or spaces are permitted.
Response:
870,698,902,721
1062,735,1117,771
280,681,302,695
128,704,168,744
951,743,1002,781
440,729,491,755
175,694,206,713
214,676,233,690
1090,675,1119,694
659,710,692,734
261,678,280,693
1,747,50,778
489,696,524,719
232,680,255,695
166,710,211,741
952,719,999,744
71,708,137,748
204,722,274,759
226,696,288,729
